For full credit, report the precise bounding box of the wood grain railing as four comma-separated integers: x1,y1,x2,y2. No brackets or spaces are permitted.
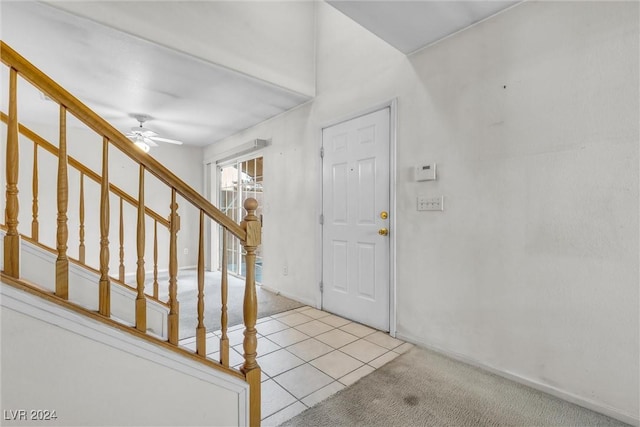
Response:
0,112,170,305
0,41,261,425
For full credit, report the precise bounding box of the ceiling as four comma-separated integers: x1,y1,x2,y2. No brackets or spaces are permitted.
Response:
0,1,310,147
1,1,520,148
328,1,520,54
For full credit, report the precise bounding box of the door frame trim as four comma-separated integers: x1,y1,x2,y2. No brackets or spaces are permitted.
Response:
318,99,398,336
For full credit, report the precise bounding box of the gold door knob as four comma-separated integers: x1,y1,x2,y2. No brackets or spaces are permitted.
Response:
380,211,388,219
378,228,389,236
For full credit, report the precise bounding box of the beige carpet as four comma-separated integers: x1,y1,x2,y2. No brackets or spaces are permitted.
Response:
282,346,629,427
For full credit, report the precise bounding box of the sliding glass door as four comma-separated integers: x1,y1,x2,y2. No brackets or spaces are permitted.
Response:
218,156,263,283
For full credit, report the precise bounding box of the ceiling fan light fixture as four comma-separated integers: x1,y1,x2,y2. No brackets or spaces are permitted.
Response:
134,140,150,153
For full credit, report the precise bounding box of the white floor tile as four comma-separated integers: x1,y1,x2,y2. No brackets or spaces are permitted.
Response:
369,350,400,368
207,349,243,367
228,323,245,332
364,331,404,350
294,306,312,312
286,338,334,361
228,347,246,367
310,350,364,379
339,338,388,363
205,335,221,354
261,379,297,418
179,336,196,345
261,402,307,426
233,336,281,358
267,328,310,347
294,320,334,337
339,322,376,338
256,319,289,336
339,364,375,386
301,381,345,408
227,328,250,346
180,341,197,351
256,336,282,356
256,316,273,324
298,307,331,319
277,312,314,327
393,342,414,354
257,349,305,377
271,310,296,319
315,329,359,348
318,314,352,327
273,364,333,399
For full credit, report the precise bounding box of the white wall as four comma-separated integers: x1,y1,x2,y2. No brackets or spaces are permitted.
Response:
0,119,204,283
398,2,638,421
44,1,316,97
205,1,639,422
1,283,246,426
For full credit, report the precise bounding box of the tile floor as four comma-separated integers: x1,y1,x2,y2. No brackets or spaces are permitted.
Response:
179,306,413,426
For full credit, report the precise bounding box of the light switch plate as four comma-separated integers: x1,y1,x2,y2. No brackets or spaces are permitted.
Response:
417,195,443,211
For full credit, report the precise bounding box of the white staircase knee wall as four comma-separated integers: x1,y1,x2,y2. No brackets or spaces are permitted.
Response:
1,282,249,426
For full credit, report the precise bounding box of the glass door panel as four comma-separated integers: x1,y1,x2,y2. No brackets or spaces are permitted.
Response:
219,156,263,282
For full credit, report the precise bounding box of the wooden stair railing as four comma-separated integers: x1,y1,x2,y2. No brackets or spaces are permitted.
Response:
1,41,261,425
0,112,170,305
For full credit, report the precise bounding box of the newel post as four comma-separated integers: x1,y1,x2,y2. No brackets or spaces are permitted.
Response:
241,198,261,426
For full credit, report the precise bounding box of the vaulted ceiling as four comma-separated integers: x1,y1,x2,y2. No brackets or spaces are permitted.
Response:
0,1,518,148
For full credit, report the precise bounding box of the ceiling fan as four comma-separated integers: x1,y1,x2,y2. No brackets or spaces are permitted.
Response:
125,114,183,152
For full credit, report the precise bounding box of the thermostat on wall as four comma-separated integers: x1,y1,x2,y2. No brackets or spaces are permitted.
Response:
414,163,436,181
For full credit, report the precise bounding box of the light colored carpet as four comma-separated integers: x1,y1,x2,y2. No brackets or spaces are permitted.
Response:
282,346,629,427
155,270,303,339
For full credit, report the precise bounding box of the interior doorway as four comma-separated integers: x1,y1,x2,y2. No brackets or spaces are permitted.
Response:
218,156,263,283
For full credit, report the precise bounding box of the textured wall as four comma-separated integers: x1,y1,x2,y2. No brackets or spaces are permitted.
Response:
1,286,243,426
205,1,638,420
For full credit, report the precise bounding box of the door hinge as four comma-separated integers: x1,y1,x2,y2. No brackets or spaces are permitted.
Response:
319,281,324,292
319,214,324,225
320,147,324,158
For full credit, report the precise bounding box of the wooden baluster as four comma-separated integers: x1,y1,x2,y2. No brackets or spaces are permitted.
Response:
167,189,180,345
31,141,39,241
119,197,125,282
220,229,229,367
55,106,69,299
135,165,147,332
78,173,85,263
4,67,20,278
196,210,206,356
153,220,159,299
99,137,111,317
241,198,261,426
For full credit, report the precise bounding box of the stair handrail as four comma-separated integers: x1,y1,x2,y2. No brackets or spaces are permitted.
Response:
1,40,261,425
0,112,172,302
0,41,244,240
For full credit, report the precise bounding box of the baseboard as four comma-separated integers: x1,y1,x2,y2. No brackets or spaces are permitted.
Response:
259,284,316,308
395,332,639,427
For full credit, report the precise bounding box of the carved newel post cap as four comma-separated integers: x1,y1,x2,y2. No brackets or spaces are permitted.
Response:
244,198,258,212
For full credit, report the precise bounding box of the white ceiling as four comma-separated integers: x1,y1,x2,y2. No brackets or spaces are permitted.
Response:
0,1,310,147
1,1,521,149
328,1,520,54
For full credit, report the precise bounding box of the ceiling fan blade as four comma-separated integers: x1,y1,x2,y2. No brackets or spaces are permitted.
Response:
130,126,157,138
149,136,183,145
143,137,159,147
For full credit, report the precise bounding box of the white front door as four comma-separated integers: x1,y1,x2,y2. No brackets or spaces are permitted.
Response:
322,108,390,331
